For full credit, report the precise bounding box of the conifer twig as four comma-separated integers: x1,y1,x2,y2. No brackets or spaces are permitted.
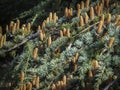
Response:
72,21,99,38
4,31,40,53
104,74,120,90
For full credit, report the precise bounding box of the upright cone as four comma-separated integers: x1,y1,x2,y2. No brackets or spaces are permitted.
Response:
81,1,84,9
90,7,94,20
52,83,56,90
20,71,25,82
27,82,32,90
93,60,99,70
33,48,38,59
39,31,44,41
27,23,31,31
60,30,63,37
97,20,103,34
65,7,68,18
86,0,90,10
109,37,115,47
35,76,40,89
0,26,2,34
106,14,111,24
77,9,81,17
80,16,84,26
66,29,70,38
48,36,51,46
84,12,89,24
16,19,20,30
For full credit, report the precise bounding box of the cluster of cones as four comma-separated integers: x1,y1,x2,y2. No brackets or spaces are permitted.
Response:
40,12,58,30
19,71,40,90
5,19,31,35
0,26,6,48
52,75,73,90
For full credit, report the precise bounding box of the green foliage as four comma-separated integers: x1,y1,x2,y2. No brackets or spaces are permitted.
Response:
0,0,120,90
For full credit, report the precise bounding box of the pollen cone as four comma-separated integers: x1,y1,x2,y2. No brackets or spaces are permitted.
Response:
93,60,99,70
52,83,56,90
27,82,32,90
77,3,80,10
16,19,20,30
84,12,89,24
63,75,66,85
27,23,31,31
109,37,115,47
66,29,70,38
77,9,81,17
80,16,84,26
88,70,93,78
86,0,90,10
97,20,103,34
35,76,40,89
20,71,25,82
90,7,94,20
81,1,84,9
60,30,63,37
0,26,2,34
48,36,51,46
65,7,68,18
33,48,38,59
39,31,44,41
106,14,111,24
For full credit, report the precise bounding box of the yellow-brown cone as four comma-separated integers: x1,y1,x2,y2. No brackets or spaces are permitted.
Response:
27,82,32,90
114,15,120,25
52,83,56,90
101,14,105,22
73,64,77,71
32,75,36,85
88,70,93,78
20,71,25,82
109,37,115,47
0,36,3,48
69,8,73,17
35,76,40,89
75,52,79,61
37,25,41,31
60,30,63,37
48,36,51,46
63,28,66,36
6,25,9,32
77,9,81,17
106,0,109,7
53,13,57,23
27,23,31,32
93,60,99,70
106,14,111,24
77,3,80,10
80,16,84,26
66,29,70,38
9,21,14,31
81,1,84,9
0,26,2,34
3,34,6,45
62,75,66,85
16,19,20,30
33,48,38,59
65,7,68,18
97,20,103,34
23,84,26,90
84,12,89,24
86,0,90,10
90,7,94,20
49,12,53,21
39,31,44,41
